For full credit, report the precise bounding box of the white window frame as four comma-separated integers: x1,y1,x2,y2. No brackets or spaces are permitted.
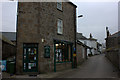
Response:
57,2,62,11
57,19,63,34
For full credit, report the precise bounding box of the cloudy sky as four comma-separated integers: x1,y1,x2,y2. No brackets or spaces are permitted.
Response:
73,1,118,43
1,0,119,43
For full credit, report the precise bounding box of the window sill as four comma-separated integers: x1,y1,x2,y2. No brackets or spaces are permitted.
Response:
57,33,63,35
57,8,63,12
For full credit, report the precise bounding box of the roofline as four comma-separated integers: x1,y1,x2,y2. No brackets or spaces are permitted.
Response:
64,0,77,8
108,31,120,37
78,38,97,41
77,40,91,49
68,2,77,8
0,31,16,33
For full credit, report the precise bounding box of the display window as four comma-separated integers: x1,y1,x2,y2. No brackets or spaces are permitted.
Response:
55,42,72,63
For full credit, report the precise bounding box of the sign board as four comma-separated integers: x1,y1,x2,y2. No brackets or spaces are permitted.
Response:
73,54,76,57
74,48,76,51
44,46,50,58
0,60,6,71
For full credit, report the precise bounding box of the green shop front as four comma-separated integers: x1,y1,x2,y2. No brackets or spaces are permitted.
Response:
22,40,74,73
54,40,73,72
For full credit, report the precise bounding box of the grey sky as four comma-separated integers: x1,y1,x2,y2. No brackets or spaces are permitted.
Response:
1,1,119,43
73,2,118,43
2,2,17,32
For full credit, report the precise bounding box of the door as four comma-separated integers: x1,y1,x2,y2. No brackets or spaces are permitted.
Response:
23,43,38,72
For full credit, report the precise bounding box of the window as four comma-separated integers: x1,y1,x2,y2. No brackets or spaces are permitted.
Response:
57,19,63,34
55,43,72,62
57,2,62,11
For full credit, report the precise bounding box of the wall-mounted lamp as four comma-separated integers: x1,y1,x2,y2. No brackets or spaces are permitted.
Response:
42,38,45,43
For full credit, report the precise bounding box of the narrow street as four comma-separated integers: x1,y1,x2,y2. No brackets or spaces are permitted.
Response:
56,54,119,78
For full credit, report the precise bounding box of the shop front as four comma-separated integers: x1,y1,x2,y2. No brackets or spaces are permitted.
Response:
54,40,73,72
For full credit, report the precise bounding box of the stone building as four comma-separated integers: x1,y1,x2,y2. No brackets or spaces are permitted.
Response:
2,32,16,45
105,27,120,69
0,33,16,60
16,2,77,74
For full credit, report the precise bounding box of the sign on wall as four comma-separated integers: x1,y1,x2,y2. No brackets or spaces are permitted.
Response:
44,45,50,58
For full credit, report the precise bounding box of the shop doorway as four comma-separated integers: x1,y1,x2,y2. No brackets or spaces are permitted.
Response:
23,43,38,72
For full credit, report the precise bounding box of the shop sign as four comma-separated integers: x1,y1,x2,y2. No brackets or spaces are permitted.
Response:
44,45,50,58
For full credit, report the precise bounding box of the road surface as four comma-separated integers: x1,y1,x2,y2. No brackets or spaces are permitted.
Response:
56,54,119,78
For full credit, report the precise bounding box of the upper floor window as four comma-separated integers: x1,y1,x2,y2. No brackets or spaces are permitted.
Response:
57,2,62,11
57,19,63,34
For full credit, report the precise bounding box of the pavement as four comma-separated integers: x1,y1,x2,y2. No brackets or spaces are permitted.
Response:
2,54,119,79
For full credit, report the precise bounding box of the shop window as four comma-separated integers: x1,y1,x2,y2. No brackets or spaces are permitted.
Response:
57,19,63,34
55,43,72,62
57,2,62,11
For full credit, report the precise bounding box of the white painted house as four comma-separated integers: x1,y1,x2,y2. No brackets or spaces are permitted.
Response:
77,33,98,56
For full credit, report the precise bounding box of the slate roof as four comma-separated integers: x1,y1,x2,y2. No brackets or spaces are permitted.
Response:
76,33,87,39
77,33,97,41
0,33,15,45
77,40,91,49
2,32,16,41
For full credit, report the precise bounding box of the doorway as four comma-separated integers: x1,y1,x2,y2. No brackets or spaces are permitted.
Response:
23,43,38,72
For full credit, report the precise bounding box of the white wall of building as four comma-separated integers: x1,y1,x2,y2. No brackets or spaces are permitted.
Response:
79,39,97,55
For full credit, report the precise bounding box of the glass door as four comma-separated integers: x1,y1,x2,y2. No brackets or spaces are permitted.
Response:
23,43,38,72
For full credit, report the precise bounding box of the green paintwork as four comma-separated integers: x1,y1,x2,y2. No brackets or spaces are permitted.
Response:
23,43,38,72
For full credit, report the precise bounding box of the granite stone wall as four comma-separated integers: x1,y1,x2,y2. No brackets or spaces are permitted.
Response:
76,44,86,65
105,49,119,68
16,2,76,74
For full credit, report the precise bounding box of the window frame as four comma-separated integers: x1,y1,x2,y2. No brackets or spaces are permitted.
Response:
57,2,63,11
55,42,72,63
57,19,63,35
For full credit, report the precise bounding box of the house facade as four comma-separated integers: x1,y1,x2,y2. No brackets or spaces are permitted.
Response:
77,33,98,56
97,42,102,54
16,2,77,74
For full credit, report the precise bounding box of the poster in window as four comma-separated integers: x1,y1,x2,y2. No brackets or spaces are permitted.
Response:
28,63,31,69
34,56,36,60
24,49,26,55
24,63,26,70
56,52,58,62
34,48,36,54
59,52,62,62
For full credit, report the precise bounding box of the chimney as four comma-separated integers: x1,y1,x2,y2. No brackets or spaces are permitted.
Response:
90,33,92,39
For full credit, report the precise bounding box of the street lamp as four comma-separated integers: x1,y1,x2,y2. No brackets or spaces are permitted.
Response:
78,15,83,18
73,14,83,68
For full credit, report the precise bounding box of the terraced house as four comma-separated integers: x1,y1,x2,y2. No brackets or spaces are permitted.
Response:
16,2,77,74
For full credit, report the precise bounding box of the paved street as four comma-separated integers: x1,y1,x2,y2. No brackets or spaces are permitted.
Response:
56,54,119,78
2,54,119,79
